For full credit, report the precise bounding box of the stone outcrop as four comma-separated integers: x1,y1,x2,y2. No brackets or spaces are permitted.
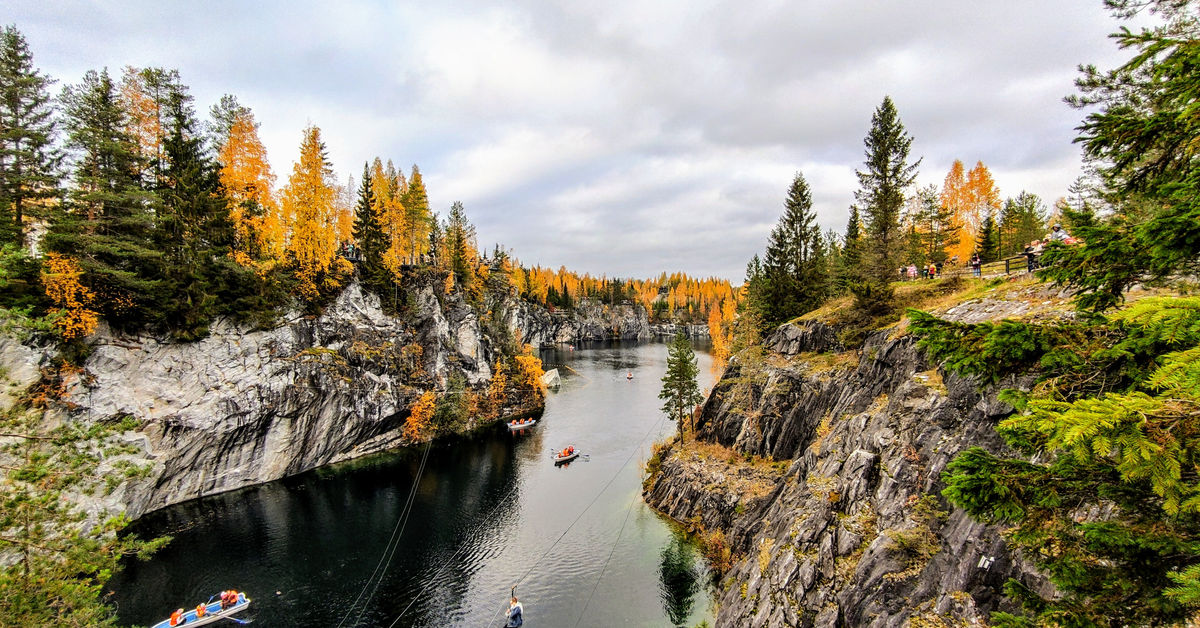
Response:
650,322,710,338
644,320,1046,627
500,298,649,346
54,281,511,519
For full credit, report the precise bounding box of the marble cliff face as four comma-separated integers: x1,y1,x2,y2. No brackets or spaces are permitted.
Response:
645,319,1048,627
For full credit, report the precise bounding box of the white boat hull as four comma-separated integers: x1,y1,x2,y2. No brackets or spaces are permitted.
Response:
150,593,250,628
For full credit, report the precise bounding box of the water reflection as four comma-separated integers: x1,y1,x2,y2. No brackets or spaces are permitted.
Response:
660,530,702,626
108,341,716,627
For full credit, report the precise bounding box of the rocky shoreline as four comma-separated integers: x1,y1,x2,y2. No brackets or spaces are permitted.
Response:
643,320,1048,627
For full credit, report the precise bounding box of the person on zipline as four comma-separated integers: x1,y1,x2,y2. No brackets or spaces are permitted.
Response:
506,595,524,627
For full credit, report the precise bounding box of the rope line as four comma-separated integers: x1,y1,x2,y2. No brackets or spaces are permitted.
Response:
384,480,523,628
485,408,668,627
335,438,433,628
574,488,640,627
574,413,666,627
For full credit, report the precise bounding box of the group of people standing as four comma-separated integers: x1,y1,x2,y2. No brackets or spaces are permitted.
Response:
1023,224,1074,273
902,223,1076,280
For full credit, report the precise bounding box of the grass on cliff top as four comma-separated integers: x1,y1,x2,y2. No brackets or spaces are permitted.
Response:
666,434,786,499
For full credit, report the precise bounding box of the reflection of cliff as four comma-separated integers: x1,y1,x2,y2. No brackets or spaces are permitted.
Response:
109,435,522,627
501,299,649,346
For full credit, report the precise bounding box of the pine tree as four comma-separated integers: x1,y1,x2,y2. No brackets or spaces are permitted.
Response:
0,406,168,625
445,200,477,294
855,96,920,282
206,93,249,154
0,26,61,247
909,184,959,265
998,191,1048,258
836,205,863,293
352,162,387,286
974,211,999,263
45,69,160,329
659,332,703,441
760,172,825,324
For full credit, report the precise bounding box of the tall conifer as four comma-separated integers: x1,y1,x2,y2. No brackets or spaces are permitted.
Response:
0,26,61,247
46,69,160,329
855,96,920,282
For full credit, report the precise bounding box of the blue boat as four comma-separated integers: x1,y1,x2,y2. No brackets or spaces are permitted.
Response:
151,592,250,627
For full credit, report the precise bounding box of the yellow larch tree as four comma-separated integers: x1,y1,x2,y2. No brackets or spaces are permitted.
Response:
280,126,348,301
217,110,281,265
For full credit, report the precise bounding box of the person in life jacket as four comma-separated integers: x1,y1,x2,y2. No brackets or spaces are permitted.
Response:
506,596,524,627
195,603,207,618
169,608,185,626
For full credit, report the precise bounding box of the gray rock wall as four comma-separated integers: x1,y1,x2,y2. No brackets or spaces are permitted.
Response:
57,281,502,519
501,298,649,346
644,321,1046,627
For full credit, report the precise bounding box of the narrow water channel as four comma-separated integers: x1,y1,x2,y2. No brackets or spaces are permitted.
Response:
108,341,716,627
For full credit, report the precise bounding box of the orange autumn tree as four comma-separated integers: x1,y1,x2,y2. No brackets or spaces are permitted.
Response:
512,344,546,409
41,254,99,341
280,126,351,301
708,296,736,374
403,391,436,441
216,109,281,265
942,160,1001,263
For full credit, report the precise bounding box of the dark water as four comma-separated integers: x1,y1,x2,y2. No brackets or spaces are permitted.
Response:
108,341,716,627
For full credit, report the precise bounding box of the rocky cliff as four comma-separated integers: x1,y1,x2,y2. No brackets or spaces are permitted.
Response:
645,296,1059,626
500,298,649,346
25,280,529,520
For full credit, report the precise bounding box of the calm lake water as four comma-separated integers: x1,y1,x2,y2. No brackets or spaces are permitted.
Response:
108,341,716,627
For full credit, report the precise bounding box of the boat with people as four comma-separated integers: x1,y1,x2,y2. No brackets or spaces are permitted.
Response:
553,446,579,464
508,418,538,431
151,590,250,628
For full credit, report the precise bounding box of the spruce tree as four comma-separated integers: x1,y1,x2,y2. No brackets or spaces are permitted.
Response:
156,78,232,337
45,69,160,329
352,162,387,286
0,26,61,247
761,172,825,325
975,211,999,263
910,184,959,265
854,96,920,282
659,332,703,441
836,205,863,293
445,201,477,294
998,191,1047,258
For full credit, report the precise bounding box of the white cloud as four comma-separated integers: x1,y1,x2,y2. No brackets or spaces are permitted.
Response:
9,0,1147,280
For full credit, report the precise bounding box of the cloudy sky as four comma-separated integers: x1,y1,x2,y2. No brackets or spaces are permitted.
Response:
10,1,1139,280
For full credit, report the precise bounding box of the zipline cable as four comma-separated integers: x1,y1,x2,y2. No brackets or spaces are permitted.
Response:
334,438,433,628
485,409,670,627
384,480,523,628
574,412,667,627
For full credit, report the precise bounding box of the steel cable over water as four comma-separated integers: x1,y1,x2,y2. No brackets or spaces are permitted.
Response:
334,438,433,628
573,414,666,627
484,408,669,627
384,480,523,628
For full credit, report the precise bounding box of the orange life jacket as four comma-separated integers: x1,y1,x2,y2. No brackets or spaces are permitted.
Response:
196,604,206,617
170,609,183,626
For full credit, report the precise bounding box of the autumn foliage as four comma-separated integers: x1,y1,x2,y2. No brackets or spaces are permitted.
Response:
403,390,436,441
41,253,99,341
280,126,350,301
